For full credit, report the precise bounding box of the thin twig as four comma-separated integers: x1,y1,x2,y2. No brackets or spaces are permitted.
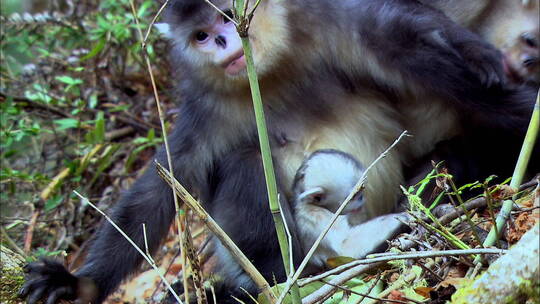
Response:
128,2,190,302
276,131,409,304
438,197,487,225
278,194,294,275
0,226,26,257
319,281,410,304
142,223,156,264
143,0,170,44
300,248,505,286
203,0,239,25
302,263,383,304
73,191,183,304
23,210,40,254
352,273,381,304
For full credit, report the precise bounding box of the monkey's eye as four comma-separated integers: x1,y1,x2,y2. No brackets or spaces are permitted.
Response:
521,32,538,48
223,9,234,23
195,31,209,43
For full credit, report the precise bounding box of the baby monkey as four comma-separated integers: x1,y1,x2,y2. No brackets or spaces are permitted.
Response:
293,150,408,269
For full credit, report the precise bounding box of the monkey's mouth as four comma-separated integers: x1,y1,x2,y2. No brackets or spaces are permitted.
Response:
502,56,523,83
223,50,246,76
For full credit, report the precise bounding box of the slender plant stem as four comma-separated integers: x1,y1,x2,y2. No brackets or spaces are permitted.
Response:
232,1,301,303
477,93,539,255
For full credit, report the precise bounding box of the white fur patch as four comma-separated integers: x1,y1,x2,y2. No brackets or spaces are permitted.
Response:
154,23,171,38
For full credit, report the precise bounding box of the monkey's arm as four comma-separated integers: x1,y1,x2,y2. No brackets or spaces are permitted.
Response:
340,213,410,258
355,0,503,91
20,106,206,303
351,0,535,131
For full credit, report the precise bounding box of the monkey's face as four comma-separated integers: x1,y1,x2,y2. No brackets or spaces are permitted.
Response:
163,0,290,85
482,0,539,84
294,151,366,215
189,9,246,77
503,31,539,84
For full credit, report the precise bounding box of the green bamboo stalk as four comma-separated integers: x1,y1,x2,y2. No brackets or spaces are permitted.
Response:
233,1,302,303
477,92,539,257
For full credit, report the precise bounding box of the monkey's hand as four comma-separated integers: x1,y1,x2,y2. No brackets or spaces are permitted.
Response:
456,39,506,87
19,259,97,304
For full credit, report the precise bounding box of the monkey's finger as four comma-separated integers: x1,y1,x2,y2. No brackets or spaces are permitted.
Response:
46,286,72,304
18,285,30,298
19,278,44,297
471,51,505,87
27,285,47,304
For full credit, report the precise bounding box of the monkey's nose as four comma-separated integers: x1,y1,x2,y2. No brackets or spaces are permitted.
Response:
215,35,227,48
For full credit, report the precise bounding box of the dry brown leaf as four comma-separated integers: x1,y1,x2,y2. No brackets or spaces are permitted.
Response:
414,286,434,298
435,167,450,191
490,185,516,201
439,277,467,288
326,256,355,268
439,264,468,288
507,212,537,243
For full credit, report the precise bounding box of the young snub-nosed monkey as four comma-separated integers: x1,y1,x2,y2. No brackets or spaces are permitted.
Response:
293,150,409,269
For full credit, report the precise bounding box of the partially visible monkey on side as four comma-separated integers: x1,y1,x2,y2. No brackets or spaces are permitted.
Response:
423,0,539,84
20,0,537,303
293,150,408,269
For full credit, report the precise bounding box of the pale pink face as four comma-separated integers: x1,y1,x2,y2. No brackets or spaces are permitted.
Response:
192,10,246,76
503,31,539,84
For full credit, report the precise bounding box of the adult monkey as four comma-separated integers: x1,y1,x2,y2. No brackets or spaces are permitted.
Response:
423,0,539,84
404,0,540,194
20,0,537,303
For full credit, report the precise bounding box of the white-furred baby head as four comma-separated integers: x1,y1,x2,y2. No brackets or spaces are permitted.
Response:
293,149,366,214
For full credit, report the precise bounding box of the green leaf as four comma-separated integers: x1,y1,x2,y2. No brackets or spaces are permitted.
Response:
137,1,152,17
81,38,106,61
109,104,130,112
44,195,64,212
125,143,153,171
94,111,106,143
54,118,80,130
88,93,99,109
147,128,155,140
55,76,83,86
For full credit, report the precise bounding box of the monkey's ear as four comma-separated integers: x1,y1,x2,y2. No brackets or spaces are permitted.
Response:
298,187,325,204
154,23,172,38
